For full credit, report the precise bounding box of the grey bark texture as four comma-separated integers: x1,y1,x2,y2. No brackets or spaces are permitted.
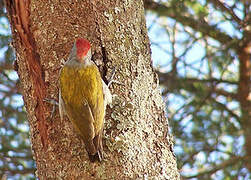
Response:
6,0,180,179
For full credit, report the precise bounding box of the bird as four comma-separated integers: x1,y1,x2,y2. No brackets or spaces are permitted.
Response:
58,38,112,162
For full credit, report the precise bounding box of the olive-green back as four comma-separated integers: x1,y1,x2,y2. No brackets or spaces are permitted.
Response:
59,64,104,140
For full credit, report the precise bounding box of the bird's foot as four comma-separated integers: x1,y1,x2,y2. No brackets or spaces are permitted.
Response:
43,98,59,119
107,67,124,87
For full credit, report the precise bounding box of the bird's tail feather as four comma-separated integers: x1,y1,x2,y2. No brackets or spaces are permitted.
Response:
85,130,103,162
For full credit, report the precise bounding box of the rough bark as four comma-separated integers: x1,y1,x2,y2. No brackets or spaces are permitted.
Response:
5,0,179,179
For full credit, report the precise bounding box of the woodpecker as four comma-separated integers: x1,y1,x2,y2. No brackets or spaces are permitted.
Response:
59,38,112,162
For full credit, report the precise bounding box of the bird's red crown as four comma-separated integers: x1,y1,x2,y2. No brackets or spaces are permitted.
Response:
76,38,91,59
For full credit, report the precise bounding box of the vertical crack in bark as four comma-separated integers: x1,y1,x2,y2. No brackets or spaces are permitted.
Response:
101,46,109,83
90,1,109,82
5,0,48,148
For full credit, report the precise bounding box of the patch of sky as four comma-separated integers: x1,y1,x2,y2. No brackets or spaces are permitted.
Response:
0,127,6,135
229,117,241,130
8,71,19,81
17,123,29,132
217,20,242,38
11,94,24,108
173,146,183,155
226,100,239,112
210,110,222,122
180,114,193,128
6,129,14,136
235,136,244,155
195,151,206,164
179,41,207,77
207,2,243,38
9,162,17,170
8,151,16,156
239,168,250,179
182,115,194,135
234,1,245,20
208,151,224,164
181,163,200,177
207,36,221,48
219,135,234,150
10,140,18,148
150,45,172,69
146,14,173,68
217,83,238,93
0,16,10,34
173,139,184,154
208,5,224,24
3,97,10,106
167,93,186,110
9,117,17,127
216,94,227,103
198,0,206,5
0,91,4,99
0,46,8,60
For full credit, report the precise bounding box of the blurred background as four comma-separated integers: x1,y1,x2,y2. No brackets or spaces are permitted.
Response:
1,0,250,179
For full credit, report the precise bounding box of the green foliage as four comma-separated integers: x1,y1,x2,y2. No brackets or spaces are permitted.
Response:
0,6,35,180
185,0,209,17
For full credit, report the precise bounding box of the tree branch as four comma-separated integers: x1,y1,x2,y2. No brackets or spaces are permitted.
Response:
182,156,244,179
144,0,238,48
0,167,35,175
208,0,243,26
210,98,240,120
158,71,238,85
158,71,239,100
0,61,14,71
1,154,33,160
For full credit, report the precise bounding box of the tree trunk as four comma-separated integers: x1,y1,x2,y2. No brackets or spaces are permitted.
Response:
238,39,251,171
5,0,180,179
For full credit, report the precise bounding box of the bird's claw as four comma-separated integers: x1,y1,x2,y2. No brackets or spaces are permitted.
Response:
107,67,125,87
43,98,59,119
